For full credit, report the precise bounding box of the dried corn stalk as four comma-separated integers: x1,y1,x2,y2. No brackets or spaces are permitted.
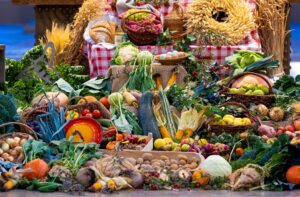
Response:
187,0,256,46
255,0,290,77
64,0,105,65
39,23,70,66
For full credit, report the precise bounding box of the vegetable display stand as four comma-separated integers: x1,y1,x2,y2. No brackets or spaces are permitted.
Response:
223,72,275,106
207,102,255,135
108,65,187,92
67,96,111,119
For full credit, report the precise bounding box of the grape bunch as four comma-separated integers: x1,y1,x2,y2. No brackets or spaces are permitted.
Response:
125,9,149,22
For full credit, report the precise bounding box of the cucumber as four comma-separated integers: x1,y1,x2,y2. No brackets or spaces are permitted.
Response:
138,91,161,139
97,119,112,127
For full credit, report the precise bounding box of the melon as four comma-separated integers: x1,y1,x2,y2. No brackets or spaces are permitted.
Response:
232,74,272,88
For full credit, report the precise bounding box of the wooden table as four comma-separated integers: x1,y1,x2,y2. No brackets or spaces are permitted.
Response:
12,0,84,43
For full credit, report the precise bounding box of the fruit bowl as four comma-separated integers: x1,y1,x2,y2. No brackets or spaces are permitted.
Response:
155,51,188,65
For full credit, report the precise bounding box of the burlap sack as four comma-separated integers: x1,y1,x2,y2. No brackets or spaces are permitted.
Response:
108,64,187,92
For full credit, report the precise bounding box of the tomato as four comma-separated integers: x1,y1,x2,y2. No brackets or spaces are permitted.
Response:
107,125,116,130
285,125,295,132
92,110,101,118
236,148,244,156
82,109,90,116
100,97,110,109
85,113,93,118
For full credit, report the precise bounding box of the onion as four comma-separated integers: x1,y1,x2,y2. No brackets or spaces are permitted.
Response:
14,146,22,153
2,153,9,160
14,137,21,144
2,142,9,151
9,149,18,157
10,141,19,149
7,156,14,162
20,139,27,145
257,104,269,117
0,148,3,155
6,138,14,145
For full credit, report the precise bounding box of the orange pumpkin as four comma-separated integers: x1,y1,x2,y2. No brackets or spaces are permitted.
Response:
78,96,98,104
23,159,49,180
286,165,300,184
192,169,210,185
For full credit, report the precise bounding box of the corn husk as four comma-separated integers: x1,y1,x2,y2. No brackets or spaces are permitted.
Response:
187,0,256,46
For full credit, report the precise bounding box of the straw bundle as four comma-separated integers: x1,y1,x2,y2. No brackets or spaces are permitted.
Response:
39,23,71,66
64,0,105,65
186,0,256,46
255,0,290,77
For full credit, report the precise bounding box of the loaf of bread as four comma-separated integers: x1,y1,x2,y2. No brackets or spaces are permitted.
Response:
89,21,117,44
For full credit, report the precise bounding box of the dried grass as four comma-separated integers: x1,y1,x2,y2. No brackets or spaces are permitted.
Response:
255,0,290,76
39,23,71,66
186,0,256,46
64,0,105,65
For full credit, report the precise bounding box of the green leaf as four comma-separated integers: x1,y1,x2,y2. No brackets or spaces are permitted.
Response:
113,114,133,132
54,78,75,93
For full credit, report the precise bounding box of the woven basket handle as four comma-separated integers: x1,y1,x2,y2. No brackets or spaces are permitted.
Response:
0,122,37,139
219,102,251,117
23,107,48,119
66,96,88,111
172,2,185,18
226,72,273,93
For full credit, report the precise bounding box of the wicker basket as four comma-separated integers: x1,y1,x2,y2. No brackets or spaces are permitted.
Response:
207,102,255,135
0,122,37,163
155,53,188,65
223,72,275,106
66,96,111,119
20,106,48,134
121,10,161,45
164,2,187,42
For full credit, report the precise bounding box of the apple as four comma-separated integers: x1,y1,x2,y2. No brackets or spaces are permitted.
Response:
285,125,295,132
181,144,190,152
285,131,295,139
278,127,285,131
276,129,284,137
190,148,197,152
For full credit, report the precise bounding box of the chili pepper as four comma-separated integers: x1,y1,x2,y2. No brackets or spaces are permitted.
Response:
37,183,61,192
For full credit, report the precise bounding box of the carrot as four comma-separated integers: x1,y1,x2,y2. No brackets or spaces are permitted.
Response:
164,68,178,91
153,103,172,138
182,128,193,140
175,130,184,142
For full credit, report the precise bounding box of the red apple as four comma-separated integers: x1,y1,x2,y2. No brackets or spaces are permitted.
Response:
285,131,295,139
285,125,295,132
278,126,285,131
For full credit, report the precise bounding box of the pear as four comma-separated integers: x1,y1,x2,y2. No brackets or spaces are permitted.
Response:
243,83,256,91
245,90,253,95
257,84,269,94
252,89,264,96
233,118,244,126
229,88,239,94
236,88,246,94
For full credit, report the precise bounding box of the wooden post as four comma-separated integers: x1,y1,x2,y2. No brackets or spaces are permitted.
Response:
0,45,5,90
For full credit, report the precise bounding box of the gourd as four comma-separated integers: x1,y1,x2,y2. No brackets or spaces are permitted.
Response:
138,91,161,139
23,159,49,180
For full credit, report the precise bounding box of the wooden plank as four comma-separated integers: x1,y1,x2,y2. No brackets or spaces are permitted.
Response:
0,45,5,88
12,0,83,5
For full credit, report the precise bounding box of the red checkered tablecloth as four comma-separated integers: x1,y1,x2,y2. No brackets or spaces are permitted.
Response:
84,0,260,78
84,43,174,77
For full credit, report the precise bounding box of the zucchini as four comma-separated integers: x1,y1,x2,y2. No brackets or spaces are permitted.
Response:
138,91,161,139
97,119,112,128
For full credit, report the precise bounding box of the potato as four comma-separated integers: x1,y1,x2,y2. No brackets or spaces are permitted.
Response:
170,159,178,165
152,162,161,167
9,149,18,157
127,157,137,165
178,154,188,161
159,160,165,167
179,159,187,165
189,162,198,169
2,152,9,160
7,156,14,162
160,155,169,161
165,160,171,166
144,160,151,165
142,153,153,161
171,164,179,170
136,158,144,164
